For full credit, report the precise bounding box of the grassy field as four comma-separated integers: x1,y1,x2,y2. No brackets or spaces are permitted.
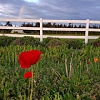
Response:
0,37,100,100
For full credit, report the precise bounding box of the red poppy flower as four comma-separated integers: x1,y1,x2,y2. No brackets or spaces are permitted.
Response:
24,71,33,78
18,50,42,68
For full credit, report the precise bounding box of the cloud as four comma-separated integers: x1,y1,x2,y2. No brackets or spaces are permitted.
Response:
0,0,100,20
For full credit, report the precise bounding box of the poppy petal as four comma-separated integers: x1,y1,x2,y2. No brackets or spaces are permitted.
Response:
24,71,33,79
18,50,42,68
19,53,31,68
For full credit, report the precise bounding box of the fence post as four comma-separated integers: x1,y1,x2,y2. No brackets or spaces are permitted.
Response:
40,18,43,42
85,19,89,44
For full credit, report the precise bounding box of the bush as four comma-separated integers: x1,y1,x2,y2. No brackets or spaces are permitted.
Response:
66,39,84,49
12,36,40,47
45,38,64,48
92,37,100,47
41,37,57,46
0,36,15,47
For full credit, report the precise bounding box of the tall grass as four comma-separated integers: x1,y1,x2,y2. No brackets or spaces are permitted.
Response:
0,44,100,100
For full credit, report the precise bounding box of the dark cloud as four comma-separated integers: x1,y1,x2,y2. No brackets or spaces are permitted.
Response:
0,0,100,20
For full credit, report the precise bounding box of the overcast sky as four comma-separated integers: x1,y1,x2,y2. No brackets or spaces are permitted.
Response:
0,0,100,20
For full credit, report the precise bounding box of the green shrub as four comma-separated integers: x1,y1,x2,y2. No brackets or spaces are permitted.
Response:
45,38,64,48
12,36,40,47
0,36,15,47
66,39,84,49
42,37,56,46
86,39,95,46
92,37,100,47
